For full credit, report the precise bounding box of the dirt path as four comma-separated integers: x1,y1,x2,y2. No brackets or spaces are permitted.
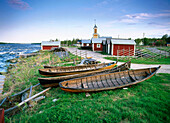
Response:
65,47,170,74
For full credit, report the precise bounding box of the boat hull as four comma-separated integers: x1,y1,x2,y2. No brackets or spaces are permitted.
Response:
39,62,117,77
39,61,131,87
59,66,161,92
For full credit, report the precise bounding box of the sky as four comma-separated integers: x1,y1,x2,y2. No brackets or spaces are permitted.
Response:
0,0,170,43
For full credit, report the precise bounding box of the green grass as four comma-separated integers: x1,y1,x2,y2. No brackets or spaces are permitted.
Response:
157,47,170,52
5,73,170,123
105,57,170,64
1,51,170,123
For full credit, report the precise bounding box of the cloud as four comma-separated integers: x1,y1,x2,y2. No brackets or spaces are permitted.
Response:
8,0,31,10
118,12,170,25
147,22,166,28
163,10,170,12
125,13,170,20
147,21,170,28
120,19,138,24
125,13,150,19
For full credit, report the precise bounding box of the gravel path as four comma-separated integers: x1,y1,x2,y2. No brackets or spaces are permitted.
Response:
65,47,170,74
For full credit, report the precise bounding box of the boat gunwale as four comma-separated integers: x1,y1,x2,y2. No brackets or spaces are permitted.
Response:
39,62,117,75
38,61,130,81
43,61,115,68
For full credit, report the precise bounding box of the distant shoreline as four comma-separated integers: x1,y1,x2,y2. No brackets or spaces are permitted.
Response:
0,42,41,45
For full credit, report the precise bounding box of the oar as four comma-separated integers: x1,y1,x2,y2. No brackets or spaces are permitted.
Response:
5,87,51,114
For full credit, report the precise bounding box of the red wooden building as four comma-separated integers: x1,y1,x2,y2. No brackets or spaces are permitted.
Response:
41,41,61,50
110,39,136,56
92,37,106,51
81,40,92,47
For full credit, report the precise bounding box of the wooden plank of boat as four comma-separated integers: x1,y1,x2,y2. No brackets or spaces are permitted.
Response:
59,66,161,92
38,61,131,87
39,62,117,77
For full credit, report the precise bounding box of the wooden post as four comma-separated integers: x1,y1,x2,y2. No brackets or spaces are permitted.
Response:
117,50,119,61
160,51,161,59
76,50,77,61
80,51,81,60
86,51,87,58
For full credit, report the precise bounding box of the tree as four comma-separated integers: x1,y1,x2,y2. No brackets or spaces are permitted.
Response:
135,38,143,45
143,38,149,45
161,34,168,40
55,38,59,41
167,36,170,43
155,40,166,46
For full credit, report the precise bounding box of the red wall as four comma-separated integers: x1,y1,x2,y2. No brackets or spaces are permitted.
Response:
113,44,134,56
42,46,59,50
94,43,103,51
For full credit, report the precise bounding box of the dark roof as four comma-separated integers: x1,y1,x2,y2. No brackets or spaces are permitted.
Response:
94,24,97,28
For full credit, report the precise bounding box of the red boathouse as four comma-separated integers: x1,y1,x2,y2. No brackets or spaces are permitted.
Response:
41,41,61,50
110,39,136,56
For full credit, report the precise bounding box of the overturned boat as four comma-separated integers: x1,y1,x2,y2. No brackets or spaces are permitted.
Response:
39,61,131,87
59,66,161,92
39,62,117,77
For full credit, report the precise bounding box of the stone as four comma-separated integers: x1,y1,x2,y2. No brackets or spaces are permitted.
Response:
52,99,59,102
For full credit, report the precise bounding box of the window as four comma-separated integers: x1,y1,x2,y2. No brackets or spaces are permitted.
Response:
97,44,101,48
86,43,89,46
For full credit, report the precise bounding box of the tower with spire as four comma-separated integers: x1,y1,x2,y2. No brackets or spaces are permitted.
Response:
93,19,99,38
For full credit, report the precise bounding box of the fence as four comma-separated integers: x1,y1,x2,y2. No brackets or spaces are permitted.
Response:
70,50,88,60
115,49,170,59
54,51,69,58
117,49,134,56
135,49,170,59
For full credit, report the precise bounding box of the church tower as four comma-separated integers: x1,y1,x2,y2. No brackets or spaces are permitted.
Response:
93,20,99,38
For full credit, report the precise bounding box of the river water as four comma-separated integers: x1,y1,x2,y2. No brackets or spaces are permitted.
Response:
0,43,41,73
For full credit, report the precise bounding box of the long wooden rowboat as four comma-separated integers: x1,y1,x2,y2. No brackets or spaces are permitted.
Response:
59,66,161,92
39,62,117,77
38,61,131,87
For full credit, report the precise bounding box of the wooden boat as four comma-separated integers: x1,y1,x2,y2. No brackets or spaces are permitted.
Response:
38,61,131,87
39,62,117,77
0,84,40,111
59,66,161,92
0,83,50,116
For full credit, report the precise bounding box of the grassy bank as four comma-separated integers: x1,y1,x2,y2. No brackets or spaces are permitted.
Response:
1,51,80,99
1,51,170,122
104,57,170,64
